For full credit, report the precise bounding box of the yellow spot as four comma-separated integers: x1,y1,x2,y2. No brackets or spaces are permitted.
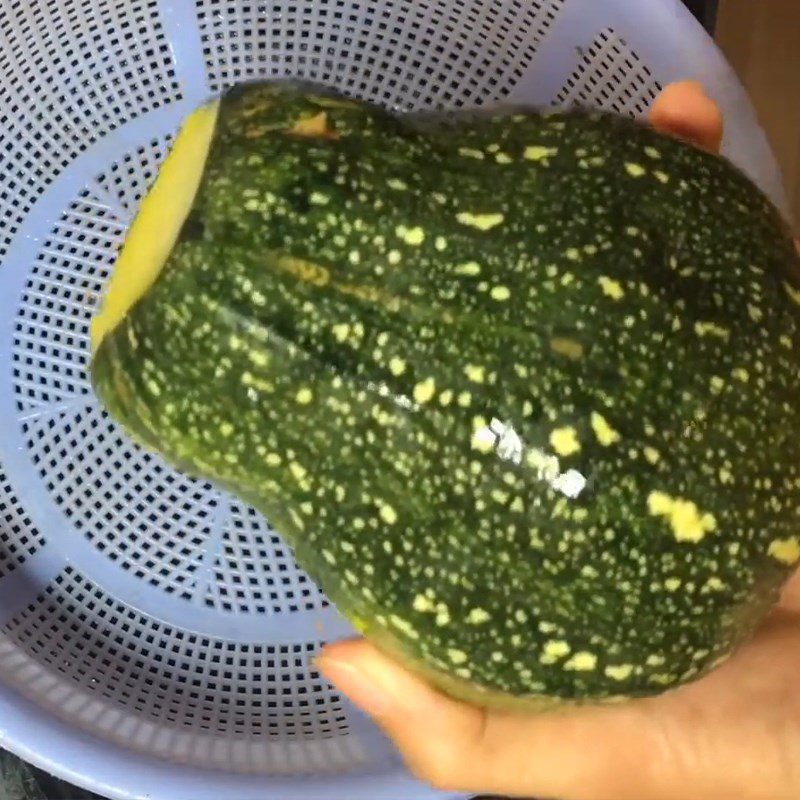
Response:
373,407,394,427
550,337,584,360
524,145,559,161
646,654,666,667
664,577,682,592
457,391,472,407
705,577,725,592
490,285,511,301
439,389,453,406
219,422,234,437
748,304,763,323
495,152,512,164
388,250,402,265
768,537,800,565
491,488,509,505
598,276,625,300
458,147,484,159
448,649,468,664
290,462,308,484
719,468,733,484
625,162,647,177
543,640,571,659
732,368,749,383
413,377,436,404
591,412,621,447
378,503,398,525
650,673,675,686
435,236,447,251
465,364,486,383
784,282,800,307
288,111,333,138
710,376,725,394
565,247,581,261
397,225,425,246
265,452,282,467
275,255,330,287
387,178,407,191
455,261,481,276
456,211,505,231
647,491,717,543
389,357,407,376
564,652,597,671
605,664,634,681
466,608,491,624
550,426,581,457
296,387,313,405
567,503,586,521
654,170,670,183
389,615,419,639
309,191,329,205
471,423,495,453
644,447,661,465
332,323,350,342
413,594,435,612
695,322,730,340
242,372,273,392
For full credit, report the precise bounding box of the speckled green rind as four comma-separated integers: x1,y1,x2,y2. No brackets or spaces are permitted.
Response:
92,81,800,706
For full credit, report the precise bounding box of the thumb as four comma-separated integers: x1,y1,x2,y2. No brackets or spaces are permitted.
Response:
649,80,724,153
316,639,485,792
315,639,673,800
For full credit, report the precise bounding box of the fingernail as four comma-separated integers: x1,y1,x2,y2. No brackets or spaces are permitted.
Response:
684,79,707,97
316,655,396,717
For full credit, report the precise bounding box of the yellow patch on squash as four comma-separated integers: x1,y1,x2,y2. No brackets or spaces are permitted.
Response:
288,111,337,139
768,537,800,565
91,98,221,352
647,491,717,543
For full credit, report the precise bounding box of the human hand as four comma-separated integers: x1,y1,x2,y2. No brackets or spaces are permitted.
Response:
316,82,800,800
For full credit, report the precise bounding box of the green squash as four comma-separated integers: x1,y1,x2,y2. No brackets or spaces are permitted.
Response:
91,81,800,708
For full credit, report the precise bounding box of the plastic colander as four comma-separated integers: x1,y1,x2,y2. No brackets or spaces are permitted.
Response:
0,1,788,798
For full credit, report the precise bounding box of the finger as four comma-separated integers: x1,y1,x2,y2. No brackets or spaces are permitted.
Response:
317,639,677,800
317,639,486,791
649,81,724,154
779,566,800,611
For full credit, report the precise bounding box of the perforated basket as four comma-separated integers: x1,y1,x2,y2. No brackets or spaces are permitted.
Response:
0,1,788,798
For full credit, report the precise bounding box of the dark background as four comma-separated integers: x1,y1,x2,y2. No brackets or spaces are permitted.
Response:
684,0,718,32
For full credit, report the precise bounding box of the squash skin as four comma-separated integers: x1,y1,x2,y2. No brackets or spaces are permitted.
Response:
92,81,800,707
